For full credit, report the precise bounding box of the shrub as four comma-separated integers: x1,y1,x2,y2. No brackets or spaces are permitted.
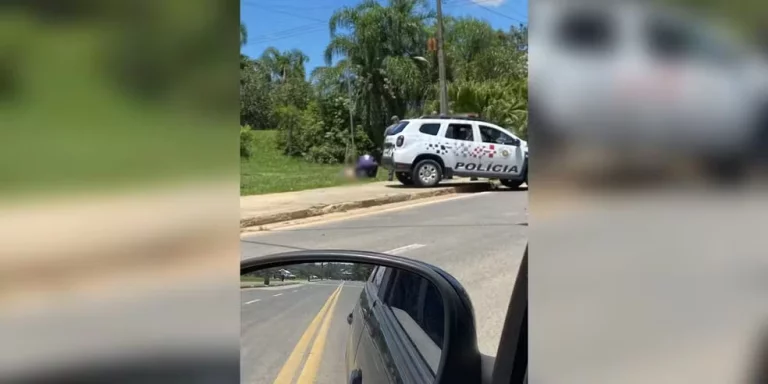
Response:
240,125,256,158
274,98,378,164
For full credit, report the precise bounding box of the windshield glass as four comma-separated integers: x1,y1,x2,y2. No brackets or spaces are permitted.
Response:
387,121,410,136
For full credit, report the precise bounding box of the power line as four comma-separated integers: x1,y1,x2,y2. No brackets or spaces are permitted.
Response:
241,1,328,23
252,21,326,37
250,25,328,45
444,0,528,24
242,2,343,11
243,0,526,45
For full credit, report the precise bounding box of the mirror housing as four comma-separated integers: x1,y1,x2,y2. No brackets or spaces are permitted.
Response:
241,250,482,384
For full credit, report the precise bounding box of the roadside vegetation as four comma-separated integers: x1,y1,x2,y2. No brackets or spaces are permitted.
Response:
241,130,386,195
240,0,529,195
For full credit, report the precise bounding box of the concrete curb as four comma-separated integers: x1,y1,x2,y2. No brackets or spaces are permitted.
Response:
240,183,490,229
240,281,300,289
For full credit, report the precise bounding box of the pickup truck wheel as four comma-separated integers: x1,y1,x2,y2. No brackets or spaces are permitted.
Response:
395,172,414,186
500,179,524,190
703,155,747,186
412,159,442,187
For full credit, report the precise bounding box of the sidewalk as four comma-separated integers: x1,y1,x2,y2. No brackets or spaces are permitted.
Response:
240,178,491,228
240,280,302,289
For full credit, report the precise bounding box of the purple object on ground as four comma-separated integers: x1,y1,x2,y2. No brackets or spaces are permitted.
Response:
355,154,379,178
357,154,378,167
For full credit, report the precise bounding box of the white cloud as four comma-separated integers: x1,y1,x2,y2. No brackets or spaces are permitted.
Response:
470,0,506,7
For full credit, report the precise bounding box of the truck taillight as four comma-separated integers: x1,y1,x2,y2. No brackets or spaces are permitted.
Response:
396,136,404,147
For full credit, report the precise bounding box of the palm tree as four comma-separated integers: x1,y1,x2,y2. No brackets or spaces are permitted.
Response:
240,23,250,70
260,47,309,83
240,22,248,47
325,0,433,144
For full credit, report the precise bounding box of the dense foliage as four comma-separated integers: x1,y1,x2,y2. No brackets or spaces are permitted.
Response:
240,0,528,162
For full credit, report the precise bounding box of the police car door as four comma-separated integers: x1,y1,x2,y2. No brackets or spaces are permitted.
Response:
477,124,524,178
443,122,481,177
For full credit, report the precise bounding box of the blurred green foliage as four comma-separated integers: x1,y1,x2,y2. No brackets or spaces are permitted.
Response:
240,125,256,159
0,1,236,197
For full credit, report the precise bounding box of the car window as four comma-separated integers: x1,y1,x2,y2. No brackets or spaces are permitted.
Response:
558,10,614,52
377,267,395,300
383,269,444,374
645,15,737,64
479,125,515,145
387,121,410,136
444,123,474,142
421,281,444,348
419,123,441,136
386,270,423,320
368,266,387,296
646,15,695,60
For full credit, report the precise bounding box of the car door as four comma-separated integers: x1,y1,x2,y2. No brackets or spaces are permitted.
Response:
350,266,446,384
379,269,445,382
639,11,751,150
347,267,380,378
443,122,481,177
478,124,524,179
351,266,399,384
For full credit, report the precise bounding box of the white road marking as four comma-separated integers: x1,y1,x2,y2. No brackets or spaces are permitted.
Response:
244,299,260,305
273,293,283,297
291,290,298,293
385,243,426,255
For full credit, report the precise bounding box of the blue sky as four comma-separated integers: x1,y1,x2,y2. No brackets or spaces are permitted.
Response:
241,0,528,74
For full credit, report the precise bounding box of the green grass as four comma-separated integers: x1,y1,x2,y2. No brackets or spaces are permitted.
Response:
240,130,387,195
0,22,232,198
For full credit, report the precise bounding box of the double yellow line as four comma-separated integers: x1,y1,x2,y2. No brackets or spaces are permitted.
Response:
273,283,344,384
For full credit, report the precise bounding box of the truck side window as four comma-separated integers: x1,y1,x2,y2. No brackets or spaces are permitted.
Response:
646,16,694,60
479,125,515,145
645,15,737,65
419,123,441,136
445,124,474,141
558,10,614,52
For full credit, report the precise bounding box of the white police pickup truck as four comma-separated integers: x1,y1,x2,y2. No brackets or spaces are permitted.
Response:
381,116,528,188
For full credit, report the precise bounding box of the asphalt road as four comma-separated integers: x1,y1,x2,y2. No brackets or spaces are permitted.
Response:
240,189,529,383
240,280,363,384
531,190,768,383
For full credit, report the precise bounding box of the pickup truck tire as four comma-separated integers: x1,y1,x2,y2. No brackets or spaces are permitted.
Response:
703,155,747,186
412,159,442,187
395,172,414,186
500,179,525,190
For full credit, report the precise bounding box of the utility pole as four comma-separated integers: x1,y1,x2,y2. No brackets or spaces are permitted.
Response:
347,69,356,163
435,0,449,115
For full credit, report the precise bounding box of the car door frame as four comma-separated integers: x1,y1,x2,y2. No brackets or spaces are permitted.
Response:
376,268,444,383
442,121,486,178
490,246,528,384
351,266,402,384
475,124,524,179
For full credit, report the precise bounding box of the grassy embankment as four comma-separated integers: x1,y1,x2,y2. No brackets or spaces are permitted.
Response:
241,130,386,195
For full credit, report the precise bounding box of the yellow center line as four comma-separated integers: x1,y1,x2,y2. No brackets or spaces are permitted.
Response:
272,284,343,384
296,281,344,384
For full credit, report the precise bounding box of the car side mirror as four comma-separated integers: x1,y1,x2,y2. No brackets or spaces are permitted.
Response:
241,250,482,384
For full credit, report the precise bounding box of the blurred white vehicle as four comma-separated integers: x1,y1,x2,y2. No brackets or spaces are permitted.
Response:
530,1,768,179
